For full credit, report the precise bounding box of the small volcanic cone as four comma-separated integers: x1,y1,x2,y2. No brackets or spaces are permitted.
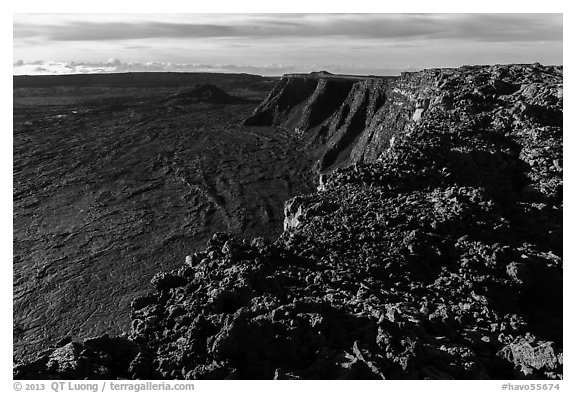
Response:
164,84,246,105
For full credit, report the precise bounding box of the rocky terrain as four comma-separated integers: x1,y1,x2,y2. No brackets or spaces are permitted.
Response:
14,63,562,379
13,73,314,360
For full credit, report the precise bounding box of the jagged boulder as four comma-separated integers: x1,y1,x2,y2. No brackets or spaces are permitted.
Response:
497,334,562,378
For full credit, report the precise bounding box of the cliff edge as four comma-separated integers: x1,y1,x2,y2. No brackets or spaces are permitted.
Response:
243,71,438,170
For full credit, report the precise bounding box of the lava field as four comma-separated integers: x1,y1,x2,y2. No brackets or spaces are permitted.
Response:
14,64,563,379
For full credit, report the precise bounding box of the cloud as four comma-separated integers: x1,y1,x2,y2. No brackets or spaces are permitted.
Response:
12,59,414,76
13,14,562,43
12,14,562,73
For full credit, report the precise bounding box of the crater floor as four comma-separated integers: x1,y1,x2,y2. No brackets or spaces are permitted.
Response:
13,77,316,360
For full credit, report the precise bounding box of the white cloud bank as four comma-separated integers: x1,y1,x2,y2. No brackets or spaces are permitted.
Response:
13,59,412,76
13,14,562,76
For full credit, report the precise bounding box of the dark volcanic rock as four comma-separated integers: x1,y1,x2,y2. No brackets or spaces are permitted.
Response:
243,75,356,129
15,64,562,380
163,84,250,105
13,335,155,379
244,72,439,170
13,75,316,360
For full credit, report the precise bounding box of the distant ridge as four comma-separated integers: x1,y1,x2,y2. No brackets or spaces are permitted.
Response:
283,72,388,81
13,72,274,89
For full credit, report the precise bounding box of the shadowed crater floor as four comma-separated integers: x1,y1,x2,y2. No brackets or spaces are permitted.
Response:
13,73,316,361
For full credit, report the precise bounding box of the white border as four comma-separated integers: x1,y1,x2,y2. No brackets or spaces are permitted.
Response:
3,1,571,391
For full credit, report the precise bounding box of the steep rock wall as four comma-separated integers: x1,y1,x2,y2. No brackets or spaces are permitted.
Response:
243,76,355,131
244,71,442,170
349,71,440,164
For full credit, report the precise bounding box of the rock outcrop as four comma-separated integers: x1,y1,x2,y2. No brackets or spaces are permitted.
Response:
14,63,562,380
243,71,440,170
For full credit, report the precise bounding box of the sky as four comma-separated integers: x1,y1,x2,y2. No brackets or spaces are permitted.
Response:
13,13,563,76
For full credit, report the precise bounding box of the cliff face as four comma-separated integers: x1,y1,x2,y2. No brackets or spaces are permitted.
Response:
15,64,563,380
349,71,438,164
244,72,440,170
244,75,358,133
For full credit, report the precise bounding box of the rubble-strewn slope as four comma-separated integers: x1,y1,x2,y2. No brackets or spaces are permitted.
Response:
14,64,562,380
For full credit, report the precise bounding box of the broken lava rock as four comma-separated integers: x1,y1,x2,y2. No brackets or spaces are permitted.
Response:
14,63,563,380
